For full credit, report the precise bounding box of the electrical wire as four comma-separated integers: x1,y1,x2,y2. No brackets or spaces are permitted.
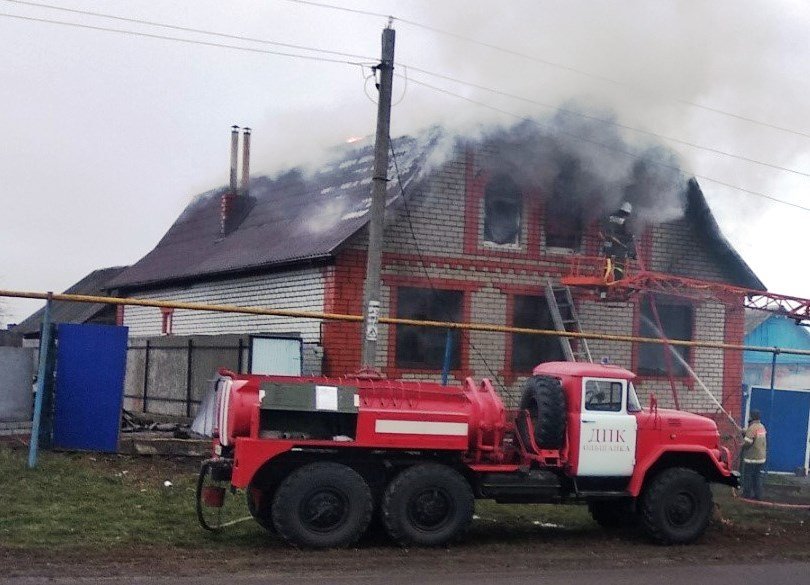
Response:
280,0,810,140
389,141,508,392
403,65,810,179
4,1,806,211
6,1,807,182
1,0,378,62
0,11,367,66
401,75,810,213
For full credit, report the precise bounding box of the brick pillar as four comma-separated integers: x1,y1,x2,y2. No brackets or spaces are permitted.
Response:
323,249,365,376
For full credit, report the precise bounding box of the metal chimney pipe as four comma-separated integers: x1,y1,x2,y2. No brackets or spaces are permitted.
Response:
241,127,251,196
230,125,240,194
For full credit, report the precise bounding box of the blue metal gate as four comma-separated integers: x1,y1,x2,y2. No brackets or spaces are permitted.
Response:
53,323,128,452
748,386,810,473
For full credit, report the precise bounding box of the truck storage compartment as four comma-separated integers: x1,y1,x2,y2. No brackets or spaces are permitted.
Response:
259,381,359,441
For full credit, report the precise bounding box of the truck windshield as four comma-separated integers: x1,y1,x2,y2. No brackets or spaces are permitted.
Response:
627,382,642,412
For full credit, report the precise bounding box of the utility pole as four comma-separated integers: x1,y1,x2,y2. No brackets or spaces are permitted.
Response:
360,23,395,370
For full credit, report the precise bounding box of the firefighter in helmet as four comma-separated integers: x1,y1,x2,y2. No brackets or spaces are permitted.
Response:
601,201,637,281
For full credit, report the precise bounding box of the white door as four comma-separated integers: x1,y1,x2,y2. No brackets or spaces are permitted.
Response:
250,337,302,376
577,378,637,476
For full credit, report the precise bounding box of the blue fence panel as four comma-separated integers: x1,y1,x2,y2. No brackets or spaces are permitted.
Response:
750,387,810,473
53,323,128,452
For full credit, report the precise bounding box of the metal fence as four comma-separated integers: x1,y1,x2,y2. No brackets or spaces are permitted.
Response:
123,336,247,418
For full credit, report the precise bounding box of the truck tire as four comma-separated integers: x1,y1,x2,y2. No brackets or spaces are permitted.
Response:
639,467,713,544
246,485,274,533
588,499,637,529
517,375,566,450
382,463,474,547
271,462,373,549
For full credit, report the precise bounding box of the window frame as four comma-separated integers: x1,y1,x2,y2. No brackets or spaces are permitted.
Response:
510,293,565,374
482,173,523,248
582,378,627,414
394,286,463,371
635,297,695,378
383,276,481,381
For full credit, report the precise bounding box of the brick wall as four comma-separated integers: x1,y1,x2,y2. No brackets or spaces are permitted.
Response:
331,145,748,412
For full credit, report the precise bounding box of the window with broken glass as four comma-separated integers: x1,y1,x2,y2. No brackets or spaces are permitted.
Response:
483,174,522,246
544,194,584,250
511,295,565,372
395,287,462,370
637,298,693,376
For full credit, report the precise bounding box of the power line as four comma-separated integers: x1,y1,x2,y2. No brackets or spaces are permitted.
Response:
281,0,810,140
4,4,806,211
402,75,810,213
280,0,391,20
404,65,810,179
389,141,507,391
8,1,806,179
0,11,366,66
2,0,377,62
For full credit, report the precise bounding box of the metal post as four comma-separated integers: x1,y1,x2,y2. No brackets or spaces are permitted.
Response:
230,125,239,193
237,337,244,373
241,127,251,195
441,329,453,386
766,348,779,472
360,24,396,370
142,339,151,413
28,294,53,468
185,339,194,418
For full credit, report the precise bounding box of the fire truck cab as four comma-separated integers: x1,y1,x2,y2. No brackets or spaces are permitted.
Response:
200,361,737,548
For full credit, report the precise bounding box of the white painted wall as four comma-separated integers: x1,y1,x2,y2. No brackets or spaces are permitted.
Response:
122,267,326,342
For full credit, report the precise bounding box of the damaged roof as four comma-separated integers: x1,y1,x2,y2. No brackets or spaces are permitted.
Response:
108,129,763,292
16,266,128,335
685,179,765,290
108,135,426,290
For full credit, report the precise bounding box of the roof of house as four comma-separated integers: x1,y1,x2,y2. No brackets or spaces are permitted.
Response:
108,128,763,292
685,179,765,290
744,311,810,364
744,309,772,335
15,266,129,335
108,135,427,290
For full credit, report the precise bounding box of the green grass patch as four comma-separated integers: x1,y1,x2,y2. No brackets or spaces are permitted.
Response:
3,445,808,555
1,446,263,550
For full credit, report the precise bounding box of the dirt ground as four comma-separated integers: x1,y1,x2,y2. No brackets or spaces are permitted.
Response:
4,448,810,579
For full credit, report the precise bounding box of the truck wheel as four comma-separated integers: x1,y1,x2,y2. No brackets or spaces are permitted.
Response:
246,485,274,533
639,467,713,544
588,499,636,529
382,463,474,547
517,376,566,449
271,462,372,548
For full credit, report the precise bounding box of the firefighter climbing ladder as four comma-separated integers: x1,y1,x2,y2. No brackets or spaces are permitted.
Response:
545,279,593,363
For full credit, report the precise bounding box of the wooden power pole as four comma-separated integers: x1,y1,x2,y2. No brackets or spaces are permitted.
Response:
360,24,395,370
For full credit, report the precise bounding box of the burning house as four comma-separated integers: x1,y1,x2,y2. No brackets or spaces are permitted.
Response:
107,119,763,423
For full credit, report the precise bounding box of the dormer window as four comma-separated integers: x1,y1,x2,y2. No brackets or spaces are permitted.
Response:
483,174,522,246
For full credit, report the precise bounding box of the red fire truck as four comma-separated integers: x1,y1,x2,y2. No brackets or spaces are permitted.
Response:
197,361,737,548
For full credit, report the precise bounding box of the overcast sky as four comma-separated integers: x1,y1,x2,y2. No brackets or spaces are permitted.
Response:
1,0,808,325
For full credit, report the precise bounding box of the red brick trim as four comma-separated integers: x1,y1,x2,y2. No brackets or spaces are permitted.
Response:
381,274,483,292
322,249,365,376
383,252,569,278
722,298,745,423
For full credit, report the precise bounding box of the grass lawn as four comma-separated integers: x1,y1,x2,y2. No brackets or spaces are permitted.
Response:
2,443,810,577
